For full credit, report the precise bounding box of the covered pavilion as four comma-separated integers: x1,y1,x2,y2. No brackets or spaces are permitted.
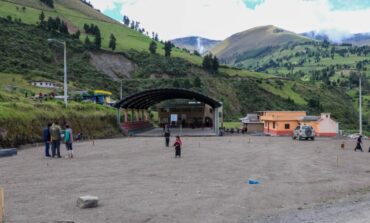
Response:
114,88,223,136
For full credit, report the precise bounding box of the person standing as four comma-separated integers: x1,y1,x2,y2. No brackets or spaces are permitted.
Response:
354,135,363,152
164,128,170,147
50,121,62,158
43,123,52,157
64,124,74,158
173,136,182,158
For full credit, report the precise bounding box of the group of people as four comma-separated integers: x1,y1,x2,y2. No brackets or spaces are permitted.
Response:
164,126,182,158
43,122,74,158
354,135,370,152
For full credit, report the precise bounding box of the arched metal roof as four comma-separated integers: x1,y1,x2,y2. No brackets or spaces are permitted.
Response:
114,88,222,109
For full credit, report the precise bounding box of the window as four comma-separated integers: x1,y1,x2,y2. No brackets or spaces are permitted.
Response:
285,124,290,129
273,122,276,129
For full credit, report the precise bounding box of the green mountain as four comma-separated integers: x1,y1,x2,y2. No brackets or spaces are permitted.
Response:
211,25,313,64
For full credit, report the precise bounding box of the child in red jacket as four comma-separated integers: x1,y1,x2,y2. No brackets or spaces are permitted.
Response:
174,136,182,158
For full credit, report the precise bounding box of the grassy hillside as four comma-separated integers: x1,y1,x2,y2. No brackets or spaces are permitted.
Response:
0,0,203,64
211,25,313,63
0,72,121,147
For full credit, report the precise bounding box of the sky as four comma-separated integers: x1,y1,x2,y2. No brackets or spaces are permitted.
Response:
90,0,370,41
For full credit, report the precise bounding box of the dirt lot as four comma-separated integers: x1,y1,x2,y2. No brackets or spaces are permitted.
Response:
2,136,370,223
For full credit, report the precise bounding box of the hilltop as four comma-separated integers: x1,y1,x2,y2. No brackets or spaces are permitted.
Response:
211,25,313,64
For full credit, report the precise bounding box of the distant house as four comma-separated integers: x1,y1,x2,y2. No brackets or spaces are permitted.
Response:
240,113,264,133
258,111,338,137
31,81,57,88
299,113,338,137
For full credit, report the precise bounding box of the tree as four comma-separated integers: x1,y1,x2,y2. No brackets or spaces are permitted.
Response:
202,54,212,70
94,28,101,49
40,0,54,8
173,80,180,88
38,11,46,28
212,56,219,72
193,50,201,56
84,36,93,49
123,15,130,26
193,77,202,88
109,33,116,51
149,41,157,54
59,21,69,34
164,41,172,57
72,30,81,39
202,54,219,73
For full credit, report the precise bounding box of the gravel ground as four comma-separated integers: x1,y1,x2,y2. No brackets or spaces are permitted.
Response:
1,136,370,223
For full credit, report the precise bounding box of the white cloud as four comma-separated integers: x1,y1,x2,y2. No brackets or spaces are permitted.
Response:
90,0,370,41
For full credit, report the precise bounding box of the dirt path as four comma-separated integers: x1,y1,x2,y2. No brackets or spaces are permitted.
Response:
1,136,370,222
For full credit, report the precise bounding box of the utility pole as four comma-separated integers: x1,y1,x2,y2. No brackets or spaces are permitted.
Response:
359,75,362,135
48,39,68,107
120,79,123,100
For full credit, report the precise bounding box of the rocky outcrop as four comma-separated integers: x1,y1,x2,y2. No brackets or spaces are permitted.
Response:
89,51,137,80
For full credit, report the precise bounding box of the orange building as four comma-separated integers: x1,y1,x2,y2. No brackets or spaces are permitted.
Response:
259,111,338,137
259,111,306,136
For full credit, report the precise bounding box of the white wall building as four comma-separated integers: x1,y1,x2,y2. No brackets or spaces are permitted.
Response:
31,81,57,88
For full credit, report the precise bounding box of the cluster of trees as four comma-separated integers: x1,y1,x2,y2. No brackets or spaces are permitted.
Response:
80,0,93,8
147,40,173,57
202,54,219,73
123,15,159,41
38,12,69,35
83,23,100,35
83,23,101,50
15,6,27,12
40,0,54,8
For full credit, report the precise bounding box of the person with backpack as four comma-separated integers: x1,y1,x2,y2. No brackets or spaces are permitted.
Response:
43,123,52,157
173,136,182,158
50,121,62,158
64,124,74,158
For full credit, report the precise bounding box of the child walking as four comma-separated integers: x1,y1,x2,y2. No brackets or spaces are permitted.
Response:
173,136,182,158
64,125,74,158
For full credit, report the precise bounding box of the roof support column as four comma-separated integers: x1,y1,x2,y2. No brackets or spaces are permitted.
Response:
214,107,220,136
124,109,128,123
116,108,121,127
144,110,149,121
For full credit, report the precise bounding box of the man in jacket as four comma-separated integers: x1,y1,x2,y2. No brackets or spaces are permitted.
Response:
43,123,52,157
50,121,62,158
